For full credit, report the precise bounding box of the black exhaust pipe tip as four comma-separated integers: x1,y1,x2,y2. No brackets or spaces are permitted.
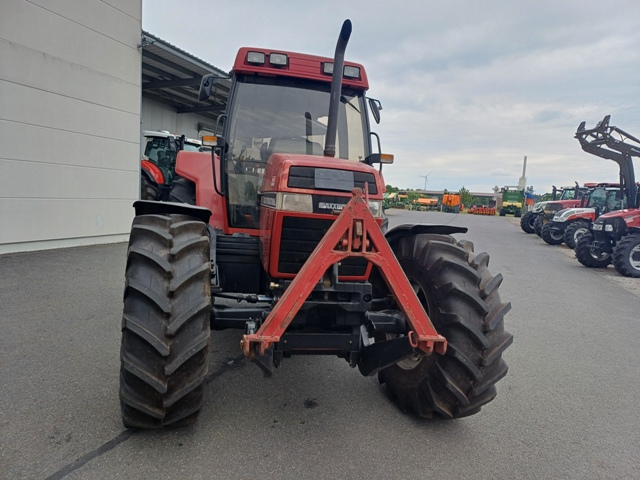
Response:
340,19,352,43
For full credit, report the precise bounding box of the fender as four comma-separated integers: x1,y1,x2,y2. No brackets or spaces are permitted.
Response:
141,160,164,185
385,223,468,246
133,200,212,224
140,166,158,186
174,151,227,231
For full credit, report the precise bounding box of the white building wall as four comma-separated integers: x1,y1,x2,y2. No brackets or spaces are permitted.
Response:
0,0,142,253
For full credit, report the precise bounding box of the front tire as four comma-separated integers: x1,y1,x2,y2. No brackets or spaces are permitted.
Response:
575,231,611,268
120,214,211,428
534,216,543,236
563,221,589,249
613,234,640,278
541,222,564,245
378,234,513,419
520,212,536,233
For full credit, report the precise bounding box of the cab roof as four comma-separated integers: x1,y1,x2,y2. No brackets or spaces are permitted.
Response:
233,47,369,90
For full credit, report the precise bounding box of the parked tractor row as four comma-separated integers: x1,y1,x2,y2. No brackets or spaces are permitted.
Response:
519,116,640,278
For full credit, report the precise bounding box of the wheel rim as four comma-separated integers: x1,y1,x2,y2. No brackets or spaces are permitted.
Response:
528,216,536,229
396,281,427,371
590,248,610,261
573,227,588,244
551,230,564,241
629,244,640,270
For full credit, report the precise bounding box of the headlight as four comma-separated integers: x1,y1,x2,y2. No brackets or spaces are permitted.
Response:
604,224,614,232
368,200,383,218
593,223,603,231
553,214,567,222
278,193,313,213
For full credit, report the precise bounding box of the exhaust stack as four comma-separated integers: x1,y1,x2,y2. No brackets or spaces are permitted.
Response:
323,20,352,158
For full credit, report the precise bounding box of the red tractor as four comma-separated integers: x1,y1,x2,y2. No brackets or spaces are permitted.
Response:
140,131,206,200
541,183,621,247
119,21,512,428
573,116,640,277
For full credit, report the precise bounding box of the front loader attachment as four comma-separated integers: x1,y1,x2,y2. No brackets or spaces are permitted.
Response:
241,188,447,373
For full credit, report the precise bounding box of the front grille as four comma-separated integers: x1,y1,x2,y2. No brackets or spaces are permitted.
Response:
288,166,378,194
278,216,368,276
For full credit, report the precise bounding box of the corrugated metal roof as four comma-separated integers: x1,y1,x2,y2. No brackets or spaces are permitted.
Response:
140,31,231,122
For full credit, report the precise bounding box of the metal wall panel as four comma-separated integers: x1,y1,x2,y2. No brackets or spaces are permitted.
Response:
0,0,142,253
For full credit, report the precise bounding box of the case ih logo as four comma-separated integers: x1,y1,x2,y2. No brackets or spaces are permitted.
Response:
319,202,346,211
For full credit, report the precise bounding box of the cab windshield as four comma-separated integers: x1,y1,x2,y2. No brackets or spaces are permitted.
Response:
587,188,622,213
224,76,369,228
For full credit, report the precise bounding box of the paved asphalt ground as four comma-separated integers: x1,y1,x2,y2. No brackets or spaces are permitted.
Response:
1,210,639,479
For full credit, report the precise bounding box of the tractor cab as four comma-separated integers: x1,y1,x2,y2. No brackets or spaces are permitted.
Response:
213,53,374,228
583,184,622,216
196,48,390,234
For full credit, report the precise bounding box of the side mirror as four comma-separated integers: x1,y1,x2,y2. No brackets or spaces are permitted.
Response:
368,98,382,124
199,74,219,101
366,153,394,165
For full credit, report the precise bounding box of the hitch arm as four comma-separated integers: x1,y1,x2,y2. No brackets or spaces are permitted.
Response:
241,188,447,360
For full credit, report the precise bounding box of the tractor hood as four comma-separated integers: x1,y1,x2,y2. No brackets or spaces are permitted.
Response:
553,207,595,222
531,201,549,213
596,208,640,225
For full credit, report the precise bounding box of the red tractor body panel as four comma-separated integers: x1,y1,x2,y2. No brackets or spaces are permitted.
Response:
563,208,597,222
598,208,640,229
173,151,231,233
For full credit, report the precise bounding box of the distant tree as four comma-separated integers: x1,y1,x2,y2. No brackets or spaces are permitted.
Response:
386,185,399,193
459,186,473,207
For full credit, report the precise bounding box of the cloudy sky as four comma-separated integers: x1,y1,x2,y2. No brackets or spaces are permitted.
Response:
143,0,640,194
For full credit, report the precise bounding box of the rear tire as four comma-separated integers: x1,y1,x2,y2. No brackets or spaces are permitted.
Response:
613,234,640,278
141,174,159,201
520,212,536,233
541,222,564,245
120,214,211,428
377,234,513,419
575,231,611,268
563,221,589,249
